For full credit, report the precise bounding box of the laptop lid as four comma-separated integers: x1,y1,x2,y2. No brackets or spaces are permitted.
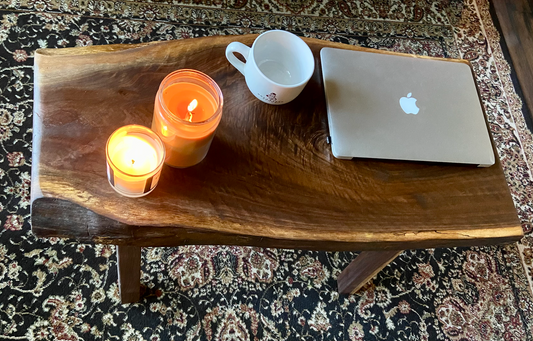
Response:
320,47,495,167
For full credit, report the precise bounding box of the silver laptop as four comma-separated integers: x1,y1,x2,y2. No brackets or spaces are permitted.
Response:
320,47,495,167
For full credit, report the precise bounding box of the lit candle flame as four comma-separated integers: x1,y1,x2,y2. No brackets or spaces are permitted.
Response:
111,135,157,176
188,99,198,112
187,99,198,122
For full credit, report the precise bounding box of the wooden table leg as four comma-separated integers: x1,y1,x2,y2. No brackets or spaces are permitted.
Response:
337,250,403,295
117,245,141,304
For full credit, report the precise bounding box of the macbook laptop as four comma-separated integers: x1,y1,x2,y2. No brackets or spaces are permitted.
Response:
320,47,495,167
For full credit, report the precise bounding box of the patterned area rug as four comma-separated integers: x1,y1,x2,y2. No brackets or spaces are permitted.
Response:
1,0,533,340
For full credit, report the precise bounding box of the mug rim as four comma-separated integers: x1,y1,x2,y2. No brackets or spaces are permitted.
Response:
251,30,315,89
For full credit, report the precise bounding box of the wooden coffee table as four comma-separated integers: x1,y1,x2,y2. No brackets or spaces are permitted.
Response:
31,35,523,303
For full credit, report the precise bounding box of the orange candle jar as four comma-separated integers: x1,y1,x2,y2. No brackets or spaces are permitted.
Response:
152,69,224,168
106,125,165,198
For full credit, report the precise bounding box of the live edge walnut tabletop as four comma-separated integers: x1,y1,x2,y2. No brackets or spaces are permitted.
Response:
31,35,523,304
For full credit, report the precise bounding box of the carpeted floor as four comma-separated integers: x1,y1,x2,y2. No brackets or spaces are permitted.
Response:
1,0,533,340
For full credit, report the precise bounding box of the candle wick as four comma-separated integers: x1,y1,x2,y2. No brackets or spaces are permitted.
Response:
131,159,135,165
188,111,193,122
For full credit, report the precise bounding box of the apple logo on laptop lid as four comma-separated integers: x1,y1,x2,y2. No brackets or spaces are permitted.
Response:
399,93,420,115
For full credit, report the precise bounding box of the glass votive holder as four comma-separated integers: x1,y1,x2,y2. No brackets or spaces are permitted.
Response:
106,125,165,198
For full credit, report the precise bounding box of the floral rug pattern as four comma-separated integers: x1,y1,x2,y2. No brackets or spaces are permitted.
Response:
0,0,532,340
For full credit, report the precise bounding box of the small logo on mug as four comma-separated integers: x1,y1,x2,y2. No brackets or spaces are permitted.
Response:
266,93,277,102
258,92,283,104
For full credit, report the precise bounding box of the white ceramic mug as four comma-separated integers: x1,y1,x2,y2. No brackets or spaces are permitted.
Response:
225,30,315,105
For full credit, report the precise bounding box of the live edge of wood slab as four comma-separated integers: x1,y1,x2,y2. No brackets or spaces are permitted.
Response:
31,35,523,250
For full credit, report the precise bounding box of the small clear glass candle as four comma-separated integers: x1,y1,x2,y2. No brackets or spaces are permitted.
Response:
152,69,224,168
106,125,165,198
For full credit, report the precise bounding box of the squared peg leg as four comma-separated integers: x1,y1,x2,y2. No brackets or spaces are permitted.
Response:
117,245,141,303
337,250,403,294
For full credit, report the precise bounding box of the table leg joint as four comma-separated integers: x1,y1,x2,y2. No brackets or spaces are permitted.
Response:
337,250,403,295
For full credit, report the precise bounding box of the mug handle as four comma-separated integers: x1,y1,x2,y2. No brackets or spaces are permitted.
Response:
225,42,250,76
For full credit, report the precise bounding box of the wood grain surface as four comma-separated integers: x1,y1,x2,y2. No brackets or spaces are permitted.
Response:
31,35,523,250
